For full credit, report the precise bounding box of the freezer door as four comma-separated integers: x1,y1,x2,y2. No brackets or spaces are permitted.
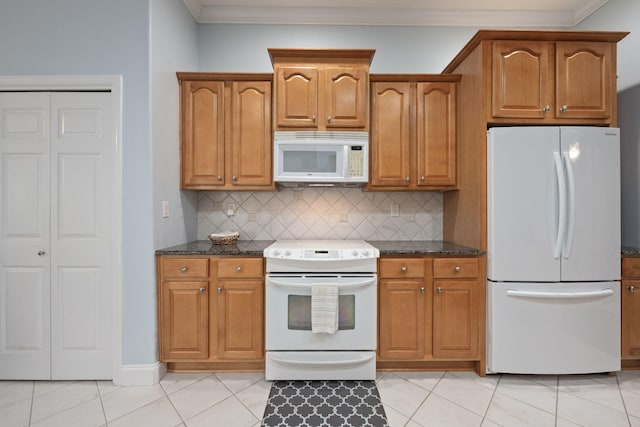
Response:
487,127,561,282
487,281,621,375
559,127,620,281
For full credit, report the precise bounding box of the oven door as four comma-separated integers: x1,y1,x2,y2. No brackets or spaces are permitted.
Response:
265,274,377,350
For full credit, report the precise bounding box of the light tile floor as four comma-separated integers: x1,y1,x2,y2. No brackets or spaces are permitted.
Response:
1,370,639,427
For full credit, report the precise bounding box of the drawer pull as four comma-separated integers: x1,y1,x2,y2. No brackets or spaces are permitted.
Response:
628,285,636,293
236,266,243,272
199,287,205,294
401,266,407,272
180,266,188,273
217,287,223,294
436,287,442,293
454,266,461,272
419,287,425,294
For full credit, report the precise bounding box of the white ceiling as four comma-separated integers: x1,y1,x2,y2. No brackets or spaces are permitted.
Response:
182,0,609,27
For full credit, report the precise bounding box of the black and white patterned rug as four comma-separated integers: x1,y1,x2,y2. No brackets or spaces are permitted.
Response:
261,380,389,427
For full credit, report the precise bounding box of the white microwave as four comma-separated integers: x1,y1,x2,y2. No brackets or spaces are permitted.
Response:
273,131,369,184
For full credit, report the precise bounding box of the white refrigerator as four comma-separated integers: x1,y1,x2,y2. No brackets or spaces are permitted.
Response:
487,126,621,375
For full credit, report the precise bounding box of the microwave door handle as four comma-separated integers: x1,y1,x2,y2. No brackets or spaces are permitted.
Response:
266,278,376,291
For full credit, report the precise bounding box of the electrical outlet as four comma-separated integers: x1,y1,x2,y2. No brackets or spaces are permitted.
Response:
227,203,236,216
390,204,399,217
161,201,169,218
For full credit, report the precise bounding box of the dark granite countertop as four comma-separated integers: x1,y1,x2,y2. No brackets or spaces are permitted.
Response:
622,246,640,256
156,240,484,256
368,240,484,256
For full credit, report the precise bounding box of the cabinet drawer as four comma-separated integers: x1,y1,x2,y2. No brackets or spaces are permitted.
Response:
217,258,264,278
433,258,478,279
623,257,640,278
379,258,425,278
162,258,209,279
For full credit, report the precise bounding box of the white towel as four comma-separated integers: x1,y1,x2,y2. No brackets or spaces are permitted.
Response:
311,284,339,334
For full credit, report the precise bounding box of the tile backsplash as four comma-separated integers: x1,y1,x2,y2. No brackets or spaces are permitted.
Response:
197,187,443,241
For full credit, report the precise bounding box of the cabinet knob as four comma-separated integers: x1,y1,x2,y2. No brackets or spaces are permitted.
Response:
405,177,410,183
401,266,407,272
436,287,443,293
216,175,222,181
628,285,636,293
420,176,425,182
419,287,425,294
179,266,188,273
312,115,316,123
199,287,205,294
327,115,332,123
235,266,242,272
37,250,46,256
232,175,237,181
454,266,461,272
543,105,551,113
560,104,568,113
217,287,223,294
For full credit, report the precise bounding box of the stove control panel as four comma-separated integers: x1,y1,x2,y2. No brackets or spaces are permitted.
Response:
266,248,376,260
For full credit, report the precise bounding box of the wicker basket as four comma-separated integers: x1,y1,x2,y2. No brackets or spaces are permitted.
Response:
208,231,239,245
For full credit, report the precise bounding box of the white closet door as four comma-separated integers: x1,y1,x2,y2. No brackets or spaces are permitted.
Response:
0,92,114,380
0,93,52,379
50,92,113,379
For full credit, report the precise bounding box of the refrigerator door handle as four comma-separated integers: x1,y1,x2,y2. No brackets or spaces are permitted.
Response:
562,152,576,259
553,152,567,259
506,289,614,299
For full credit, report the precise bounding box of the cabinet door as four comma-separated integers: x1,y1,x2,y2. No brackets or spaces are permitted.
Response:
181,81,225,188
491,41,553,119
622,281,640,358
370,82,412,188
555,41,612,120
230,81,272,187
378,279,429,360
217,279,264,360
433,279,478,359
160,281,209,360
325,67,368,129
275,67,318,128
416,82,456,187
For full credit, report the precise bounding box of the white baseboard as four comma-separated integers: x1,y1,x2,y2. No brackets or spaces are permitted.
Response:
113,362,167,386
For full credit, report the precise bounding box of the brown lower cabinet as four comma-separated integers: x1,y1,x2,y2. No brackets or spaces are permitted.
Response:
157,255,264,371
622,255,640,368
378,255,486,375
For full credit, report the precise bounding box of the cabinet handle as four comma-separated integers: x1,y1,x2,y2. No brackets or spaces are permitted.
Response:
420,176,425,182
419,287,425,294
232,175,237,181
217,287,223,294
436,287,443,293
180,266,188,273
312,115,316,123
236,266,243,272
454,266,461,272
199,287,205,294
543,105,551,113
401,266,407,272
216,175,222,181
405,176,410,183
560,104,568,113
327,115,332,123
37,250,46,256
628,285,636,293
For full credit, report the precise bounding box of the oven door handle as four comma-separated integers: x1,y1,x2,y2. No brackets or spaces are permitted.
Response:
266,278,376,291
269,353,374,367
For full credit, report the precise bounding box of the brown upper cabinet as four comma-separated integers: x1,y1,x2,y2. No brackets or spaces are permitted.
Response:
269,49,375,131
177,73,274,190
492,40,615,122
369,75,460,190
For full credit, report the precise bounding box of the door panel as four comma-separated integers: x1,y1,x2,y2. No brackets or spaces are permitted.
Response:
560,127,620,281
0,92,51,379
487,127,561,281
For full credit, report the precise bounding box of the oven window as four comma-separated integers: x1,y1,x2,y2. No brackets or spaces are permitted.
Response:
283,151,337,173
288,295,355,330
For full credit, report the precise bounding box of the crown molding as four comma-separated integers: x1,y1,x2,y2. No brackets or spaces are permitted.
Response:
182,0,609,27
